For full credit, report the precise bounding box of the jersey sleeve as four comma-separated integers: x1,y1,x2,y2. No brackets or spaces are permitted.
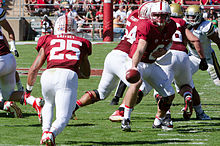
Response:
83,39,92,56
202,21,215,37
136,19,150,41
35,35,48,52
0,8,6,21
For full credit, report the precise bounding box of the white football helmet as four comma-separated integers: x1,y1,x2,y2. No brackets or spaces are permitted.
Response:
138,2,155,19
150,1,171,27
185,5,203,26
54,15,77,35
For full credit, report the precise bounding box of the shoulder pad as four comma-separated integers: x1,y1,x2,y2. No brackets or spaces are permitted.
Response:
201,21,215,36
0,8,6,21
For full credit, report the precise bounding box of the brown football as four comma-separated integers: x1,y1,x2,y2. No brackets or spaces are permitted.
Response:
126,69,141,83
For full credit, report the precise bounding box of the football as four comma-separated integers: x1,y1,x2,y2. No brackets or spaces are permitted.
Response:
126,69,141,83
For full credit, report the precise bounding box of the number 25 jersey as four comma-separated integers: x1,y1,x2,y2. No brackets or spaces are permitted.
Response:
36,34,92,72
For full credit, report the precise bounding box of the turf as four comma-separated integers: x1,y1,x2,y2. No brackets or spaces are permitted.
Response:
0,42,220,145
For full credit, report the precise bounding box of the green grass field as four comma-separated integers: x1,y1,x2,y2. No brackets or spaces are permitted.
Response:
0,42,220,145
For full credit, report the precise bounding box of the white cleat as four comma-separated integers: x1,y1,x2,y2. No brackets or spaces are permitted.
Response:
3,101,23,118
40,131,56,146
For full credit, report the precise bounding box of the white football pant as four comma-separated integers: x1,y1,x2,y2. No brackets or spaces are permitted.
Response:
97,50,150,100
40,68,77,137
156,50,194,93
0,53,16,101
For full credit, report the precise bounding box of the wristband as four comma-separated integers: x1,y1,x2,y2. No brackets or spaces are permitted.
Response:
26,84,33,91
10,40,16,49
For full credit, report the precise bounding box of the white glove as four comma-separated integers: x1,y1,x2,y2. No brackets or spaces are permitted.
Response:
10,40,19,57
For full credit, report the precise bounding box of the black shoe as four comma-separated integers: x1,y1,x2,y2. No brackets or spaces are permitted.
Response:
121,118,131,132
110,97,119,105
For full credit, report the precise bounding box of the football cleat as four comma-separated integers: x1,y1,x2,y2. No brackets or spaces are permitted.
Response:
110,97,119,105
162,114,173,129
121,118,131,132
3,101,23,118
40,131,56,146
152,116,173,130
182,96,193,120
109,110,124,122
196,111,211,120
33,98,44,124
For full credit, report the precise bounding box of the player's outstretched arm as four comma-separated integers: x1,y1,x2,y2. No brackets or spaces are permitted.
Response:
185,28,206,59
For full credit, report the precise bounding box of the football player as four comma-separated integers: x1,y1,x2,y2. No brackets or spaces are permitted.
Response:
72,2,154,120
121,1,177,131
184,5,220,119
24,15,92,145
0,7,24,118
154,3,209,124
0,7,45,122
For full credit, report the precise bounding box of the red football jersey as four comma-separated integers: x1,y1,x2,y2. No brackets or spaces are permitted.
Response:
36,34,92,73
170,17,188,53
129,19,177,63
114,9,139,54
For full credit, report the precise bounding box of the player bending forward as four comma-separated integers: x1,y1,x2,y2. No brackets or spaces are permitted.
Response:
25,15,92,145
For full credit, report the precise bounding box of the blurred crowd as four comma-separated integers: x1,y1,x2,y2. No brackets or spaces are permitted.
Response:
24,0,220,38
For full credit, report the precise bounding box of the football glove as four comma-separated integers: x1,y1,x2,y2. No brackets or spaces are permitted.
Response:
199,58,208,71
10,40,19,57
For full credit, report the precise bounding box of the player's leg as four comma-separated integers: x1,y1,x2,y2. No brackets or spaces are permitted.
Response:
74,50,128,113
189,55,211,120
207,51,220,86
121,79,142,132
15,71,24,91
0,54,22,118
143,63,175,130
110,80,127,105
192,87,211,120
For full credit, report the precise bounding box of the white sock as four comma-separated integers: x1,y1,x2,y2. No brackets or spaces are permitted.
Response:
166,109,171,115
119,104,125,108
26,96,36,106
193,104,203,114
124,105,133,120
154,116,162,126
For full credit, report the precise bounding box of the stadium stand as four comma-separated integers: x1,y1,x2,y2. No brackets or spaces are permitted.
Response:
3,0,220,41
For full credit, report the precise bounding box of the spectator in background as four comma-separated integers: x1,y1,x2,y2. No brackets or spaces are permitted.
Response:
201,6,209,20
114,5,127,23
200,0,210,5
85,7,95,24
41,14,53,36
113,15,125,39
75,15,85,32
208,7,218,20
172,0,185,5
54,6,64,17
208,7,219,33
91,16,102,38
212,0,220,4
96,7,103,22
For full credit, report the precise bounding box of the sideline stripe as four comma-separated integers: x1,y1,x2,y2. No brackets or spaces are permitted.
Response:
17,68,103,76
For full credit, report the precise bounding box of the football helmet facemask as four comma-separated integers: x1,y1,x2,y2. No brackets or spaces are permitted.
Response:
150,1,171,27
54,15,77,35
170,3,183,18
185,5,203,26
138,2,154,19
